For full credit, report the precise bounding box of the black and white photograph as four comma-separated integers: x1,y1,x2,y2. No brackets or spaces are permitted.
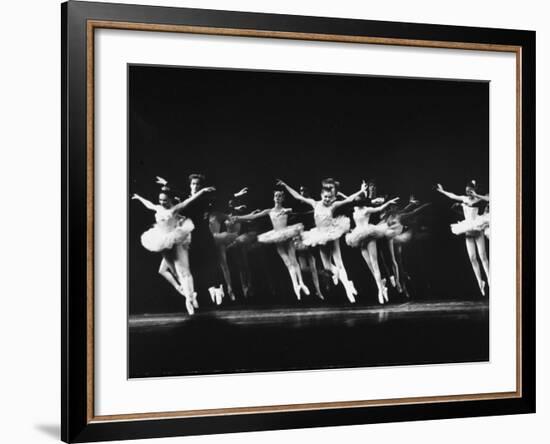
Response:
128,64,490,378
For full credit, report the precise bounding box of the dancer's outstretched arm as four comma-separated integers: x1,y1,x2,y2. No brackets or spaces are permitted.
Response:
367,197,401,214
234,187,248,198
232,209,270,221
398,203,431,225
331,181,368,210
472,191,489,202
277,180,316,207
436,184,468,203
171,186,216,213
131,194,158,211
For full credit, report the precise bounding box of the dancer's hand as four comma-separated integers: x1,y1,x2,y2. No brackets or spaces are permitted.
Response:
131,193,139,200
251,209,262,214
155,176,168,186
233,204,246,211
388,197,400,205
201,186,216,194
234,187,248,197
276,179,286,187
436,183,444,192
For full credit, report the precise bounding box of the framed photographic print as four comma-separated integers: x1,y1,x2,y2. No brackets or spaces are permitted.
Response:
62,1,535,442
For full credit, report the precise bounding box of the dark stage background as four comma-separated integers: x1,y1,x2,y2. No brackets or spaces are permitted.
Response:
128,64,489,315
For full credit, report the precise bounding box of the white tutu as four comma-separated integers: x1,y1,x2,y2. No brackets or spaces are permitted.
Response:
450,215,489,236
213,231,239,247
141,218,194,252
300,216,351,247
258,223,304,244
345,223,391,247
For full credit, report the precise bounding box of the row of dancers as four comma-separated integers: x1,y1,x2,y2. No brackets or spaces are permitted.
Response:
132,174,490,315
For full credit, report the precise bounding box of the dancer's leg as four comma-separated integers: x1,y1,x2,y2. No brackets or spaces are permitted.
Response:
331,240,356,302
465,237,486,295
173,246,196,314
366,240,386,304
307,252,324,299
388,239,403,293
288,243,309,296
474,234,490,287
217,246,235,301
276,244,301,300
158,256,182,293
319,244,338,284
395,243,410,298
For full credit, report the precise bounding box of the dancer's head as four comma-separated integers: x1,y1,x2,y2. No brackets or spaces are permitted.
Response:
273,189,285,206
465,179,477,196
158,192,172,209
366,180,377,199
320,187,334,206
188,173,206,195
321,178,340,198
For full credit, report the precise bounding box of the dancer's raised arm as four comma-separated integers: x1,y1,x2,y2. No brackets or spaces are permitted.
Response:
171,186,216,213
472,191,489,202
131,193,158,211
332,181,368,210
277,180,316,207
367,197,400,213
436,184,468,203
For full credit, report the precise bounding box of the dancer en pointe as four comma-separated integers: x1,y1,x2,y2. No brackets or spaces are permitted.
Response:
132,188,212,314
436,181,490,296
345,192,400,304
232,190,309,300
279,180,368,303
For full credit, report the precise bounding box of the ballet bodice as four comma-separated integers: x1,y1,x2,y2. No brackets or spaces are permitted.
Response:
462,203,480,220
314,202,336,227
351,206,372,226
269,208,289,230
154,207,178,229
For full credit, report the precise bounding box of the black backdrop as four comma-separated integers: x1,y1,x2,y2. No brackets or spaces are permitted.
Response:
128,64,489,314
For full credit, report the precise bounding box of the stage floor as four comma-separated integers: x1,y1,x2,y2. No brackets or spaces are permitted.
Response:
129,300,489,378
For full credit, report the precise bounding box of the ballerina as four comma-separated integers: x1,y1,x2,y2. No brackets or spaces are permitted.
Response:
232,189,309,300
471,191,490,239
208,187,250,301
279,180,368,303
345,193,400,304
384,196,431,298
292,186,325,300
436,181,490,296
132,188,213,314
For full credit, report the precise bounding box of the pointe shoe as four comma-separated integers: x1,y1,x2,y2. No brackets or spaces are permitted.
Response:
228,288,236,301
293,284,302,300
191,292,199,309
377,289,385,305
349,280,358,296
383,286,389,302
389,276,397,288
343,280,356,303
300,284,310,296
480,281,486,297
208,287,216,303
332,268,339,285
185,298,195,315
316,291,325,300
215,287,224,306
